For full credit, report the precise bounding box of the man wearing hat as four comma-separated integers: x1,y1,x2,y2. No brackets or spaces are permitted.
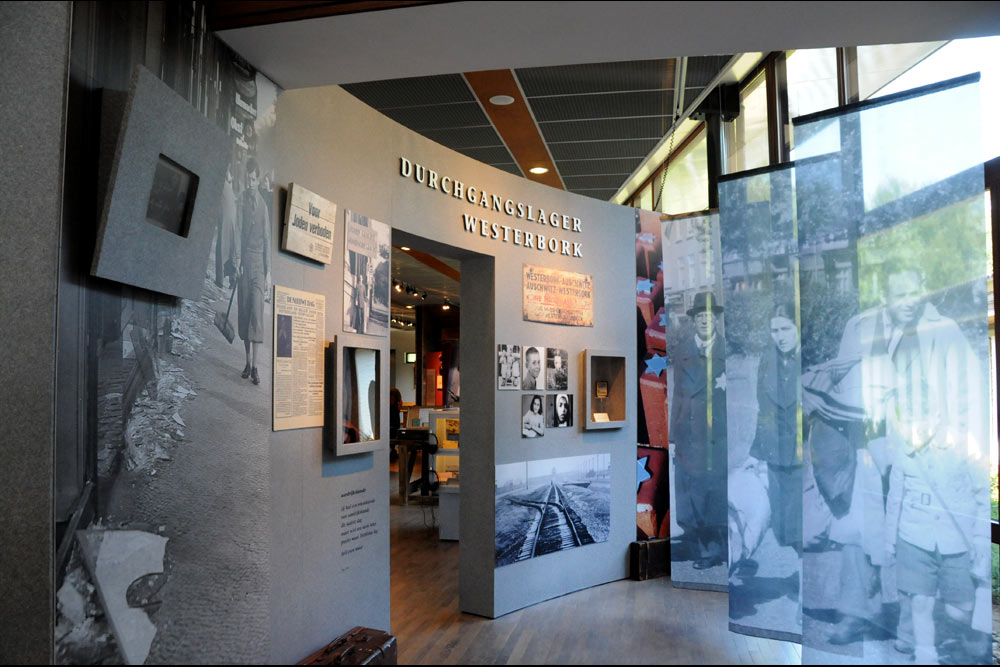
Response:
670,291,728,570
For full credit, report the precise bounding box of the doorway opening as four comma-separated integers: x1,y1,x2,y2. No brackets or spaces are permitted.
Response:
387,229,493,646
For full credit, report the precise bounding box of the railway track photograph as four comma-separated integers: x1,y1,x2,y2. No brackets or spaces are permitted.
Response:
494,453,611,567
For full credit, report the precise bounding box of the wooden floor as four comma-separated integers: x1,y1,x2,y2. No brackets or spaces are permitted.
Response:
389,489,802,665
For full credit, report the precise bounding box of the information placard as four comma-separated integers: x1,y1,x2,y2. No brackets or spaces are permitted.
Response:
522,264,594,327
281,183,337,264
273,285,326,431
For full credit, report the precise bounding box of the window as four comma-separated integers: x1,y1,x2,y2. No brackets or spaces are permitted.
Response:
873,36,1000,163
657,130,709,215
636,182,653,211
785,48,838,149
724,72,769,174
857,41,945,101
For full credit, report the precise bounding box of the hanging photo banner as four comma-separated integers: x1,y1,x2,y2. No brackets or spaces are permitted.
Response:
794,74,991,665
718,164,802,643
281,182,336,264
635,208,669,540
661,211,729,592
522,264,594,327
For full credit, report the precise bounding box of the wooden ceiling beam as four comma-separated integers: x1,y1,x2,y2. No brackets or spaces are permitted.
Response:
463,69,564,191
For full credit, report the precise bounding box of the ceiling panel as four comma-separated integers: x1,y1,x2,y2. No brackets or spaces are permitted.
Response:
421,125,505,150
567,188,618,201
528,90,673,122
539,116,672,143
684,55,734,88
555,157,643,177
337,56,735,202
563,174,635,190
341,73,474,107
492,162,524,177
549,139,659,161
379,102,487,130
458,145,519,164
515,59,674,96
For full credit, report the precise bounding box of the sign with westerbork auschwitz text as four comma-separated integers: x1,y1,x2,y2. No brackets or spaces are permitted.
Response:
281,183,336,264
522,264,594,327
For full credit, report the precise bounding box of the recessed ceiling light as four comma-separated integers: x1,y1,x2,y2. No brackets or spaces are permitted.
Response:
529,167,549,175
400,246,410,251
489,94,515,106
405,305,413,309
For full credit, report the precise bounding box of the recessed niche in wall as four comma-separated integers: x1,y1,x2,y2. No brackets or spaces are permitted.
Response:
582,349,626,430
326,335,384,456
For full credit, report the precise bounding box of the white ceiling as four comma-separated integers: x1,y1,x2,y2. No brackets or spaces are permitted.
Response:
218,1,1000,91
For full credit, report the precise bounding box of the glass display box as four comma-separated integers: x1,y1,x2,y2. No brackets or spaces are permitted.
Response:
582,349,626,430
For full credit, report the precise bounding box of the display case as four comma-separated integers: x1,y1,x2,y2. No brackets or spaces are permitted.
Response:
582,349,626,430
325,335,385,455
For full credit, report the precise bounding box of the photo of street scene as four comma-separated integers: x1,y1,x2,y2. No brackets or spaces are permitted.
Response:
494,453,611,567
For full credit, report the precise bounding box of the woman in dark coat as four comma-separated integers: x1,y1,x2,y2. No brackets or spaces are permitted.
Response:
749,301,803,550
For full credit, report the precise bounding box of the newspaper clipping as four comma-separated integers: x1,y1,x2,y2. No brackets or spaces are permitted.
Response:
273,285,326,430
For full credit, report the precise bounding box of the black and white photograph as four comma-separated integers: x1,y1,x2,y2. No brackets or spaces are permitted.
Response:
276,314,292,358
719,166,802,642
792,79,992,665
521,345,545,390
545,393,573,428
494,453,611,567
343,210,390,337
54,13,280,663
521,394,545,438
661,213,729,593
497,343,521,390
546,347,569,390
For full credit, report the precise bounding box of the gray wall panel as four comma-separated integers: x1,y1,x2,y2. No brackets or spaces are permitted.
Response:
0,1,71,663
275,85,636,620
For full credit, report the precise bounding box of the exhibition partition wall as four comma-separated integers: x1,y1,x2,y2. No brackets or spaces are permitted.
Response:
276,85,637,622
